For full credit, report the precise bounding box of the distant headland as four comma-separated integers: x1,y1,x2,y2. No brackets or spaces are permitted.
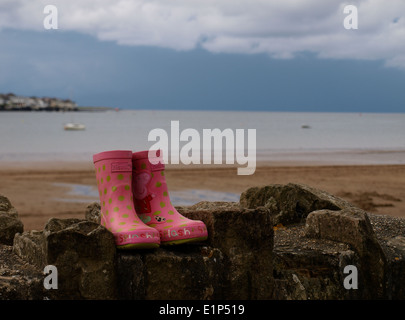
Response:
0,93,114,112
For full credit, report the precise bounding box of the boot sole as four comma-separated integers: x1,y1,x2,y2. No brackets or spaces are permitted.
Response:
117,243,160,250
161,236,208,246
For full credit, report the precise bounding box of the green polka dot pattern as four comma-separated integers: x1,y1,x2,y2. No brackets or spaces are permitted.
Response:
132,149,208,245
93,150,160,249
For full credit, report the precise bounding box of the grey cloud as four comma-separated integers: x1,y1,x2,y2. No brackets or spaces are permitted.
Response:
1,0,404,68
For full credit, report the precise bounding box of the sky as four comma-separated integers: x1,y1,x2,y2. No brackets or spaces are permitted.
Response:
0,0,405,112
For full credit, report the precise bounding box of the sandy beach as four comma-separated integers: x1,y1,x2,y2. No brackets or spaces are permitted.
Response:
0,159,404,231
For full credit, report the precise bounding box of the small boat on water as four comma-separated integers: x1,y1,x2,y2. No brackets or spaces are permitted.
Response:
64,122,86,131
301,124,311,129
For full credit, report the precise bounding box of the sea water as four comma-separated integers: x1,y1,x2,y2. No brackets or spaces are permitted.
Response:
1,110,405,163
1,110,404,204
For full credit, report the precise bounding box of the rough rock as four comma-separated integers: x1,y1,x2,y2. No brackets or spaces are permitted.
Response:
273,222,361,300
272,211,405,300
0,244,44,300
304,208,386,298
117,246,225,300
385,236,405,299
0,194,19,217
2,183,405,300
10,200,274,300
186,201,240,211
240,183,353,225
85,202,101,224
0,194,24,245
142,247,225,300
118,204,274,300
370,214,405,299
178,205,274,299
12,230,46,268
13,218,117,299
85,199,274,298
386,236,405,253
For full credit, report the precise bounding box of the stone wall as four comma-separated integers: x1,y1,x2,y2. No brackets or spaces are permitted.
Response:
6,200,274,300
1,183,404,300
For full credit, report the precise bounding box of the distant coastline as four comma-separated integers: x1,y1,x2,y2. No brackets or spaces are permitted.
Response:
0,93,114,112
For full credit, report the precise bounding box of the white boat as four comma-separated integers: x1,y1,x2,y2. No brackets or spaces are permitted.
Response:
64,122,86,131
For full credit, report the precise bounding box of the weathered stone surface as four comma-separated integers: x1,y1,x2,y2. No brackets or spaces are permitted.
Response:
178,206,272,254
186,201,240,211
272,218,362,300
2,186,405,300
12,230,46,268
240,183,353,225
178,205,274,299
117,246,225,300
305,208,382,257
304,208,386,298
13,218,117,300
0,194,23,245
152,247,223,299
0,244,44,300
0,194,19,217
385,236,405,299
0,214,24,246
370,214,405,300
273,248,360,300
117,204,274,300
85,200,273,299
270,208,405,300
143,247,225,300
116,253,145,300
45,218,117,299
85,202,101,224
387,236,405,252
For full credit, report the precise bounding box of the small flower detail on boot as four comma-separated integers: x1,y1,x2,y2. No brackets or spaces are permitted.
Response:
155,216,166,222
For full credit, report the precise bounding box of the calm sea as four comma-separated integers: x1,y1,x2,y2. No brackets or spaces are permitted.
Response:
0,110,404,164
1,110,404,205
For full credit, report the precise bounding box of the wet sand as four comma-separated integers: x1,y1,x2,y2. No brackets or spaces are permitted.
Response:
0,160,404,231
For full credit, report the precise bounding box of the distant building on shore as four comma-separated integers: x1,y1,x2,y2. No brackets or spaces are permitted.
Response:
0,93,78,111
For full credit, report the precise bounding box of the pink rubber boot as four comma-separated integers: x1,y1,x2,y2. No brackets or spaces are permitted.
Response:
132,150,208,245
93,150,160,249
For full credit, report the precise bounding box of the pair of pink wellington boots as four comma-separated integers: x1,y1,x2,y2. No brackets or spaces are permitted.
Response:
93,149,208,249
